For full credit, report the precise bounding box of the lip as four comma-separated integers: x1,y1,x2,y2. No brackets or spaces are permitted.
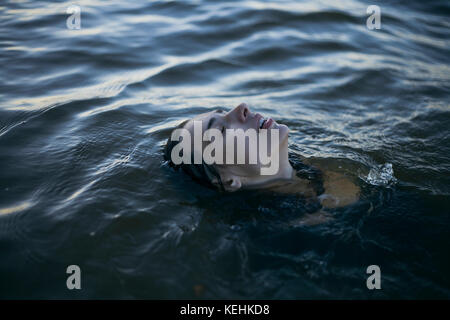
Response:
255,113,275,131
263,118,273,129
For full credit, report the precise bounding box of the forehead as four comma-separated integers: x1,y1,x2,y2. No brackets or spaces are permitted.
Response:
184,110,223,133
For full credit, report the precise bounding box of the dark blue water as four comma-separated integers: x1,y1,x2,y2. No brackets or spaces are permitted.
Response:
0,0,449,299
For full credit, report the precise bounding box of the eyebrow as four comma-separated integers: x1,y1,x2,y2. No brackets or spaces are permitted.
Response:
206,109,224,130
207,117,217,130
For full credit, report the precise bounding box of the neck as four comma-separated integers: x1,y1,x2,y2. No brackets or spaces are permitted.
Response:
242,146,295,189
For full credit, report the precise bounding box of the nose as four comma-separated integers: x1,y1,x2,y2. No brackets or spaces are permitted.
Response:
230,103,250,123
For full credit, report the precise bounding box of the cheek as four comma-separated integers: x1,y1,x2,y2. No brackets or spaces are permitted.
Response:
217,163,261,183
256,129,281,152
231,163,261,177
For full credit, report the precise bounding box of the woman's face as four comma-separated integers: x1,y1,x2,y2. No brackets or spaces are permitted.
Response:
182,103,293,191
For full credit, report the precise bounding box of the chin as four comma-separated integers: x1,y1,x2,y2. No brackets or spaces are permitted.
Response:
277,123,289,142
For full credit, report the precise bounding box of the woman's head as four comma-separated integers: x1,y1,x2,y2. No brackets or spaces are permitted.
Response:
164,103,293,191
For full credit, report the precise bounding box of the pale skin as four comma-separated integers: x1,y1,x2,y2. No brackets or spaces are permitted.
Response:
181,103,360,223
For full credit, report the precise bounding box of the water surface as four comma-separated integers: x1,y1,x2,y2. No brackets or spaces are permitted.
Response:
0,0,449,299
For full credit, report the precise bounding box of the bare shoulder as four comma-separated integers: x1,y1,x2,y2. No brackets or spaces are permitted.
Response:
320,170,360,208
299,157,360,208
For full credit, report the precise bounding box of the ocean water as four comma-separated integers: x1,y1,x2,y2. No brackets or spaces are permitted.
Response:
0,0,449,299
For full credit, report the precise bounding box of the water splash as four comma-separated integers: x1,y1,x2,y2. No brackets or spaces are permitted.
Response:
363,163,397,187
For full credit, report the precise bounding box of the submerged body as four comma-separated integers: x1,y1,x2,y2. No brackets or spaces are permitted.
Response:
268,155,360,209
165,103,360,215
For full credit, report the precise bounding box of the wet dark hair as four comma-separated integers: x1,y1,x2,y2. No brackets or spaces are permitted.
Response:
163,120,224,191
288,153,325,196
163,115,324,195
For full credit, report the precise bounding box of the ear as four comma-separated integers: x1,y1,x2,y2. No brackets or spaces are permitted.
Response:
212,171,242,192
223,176,242,192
